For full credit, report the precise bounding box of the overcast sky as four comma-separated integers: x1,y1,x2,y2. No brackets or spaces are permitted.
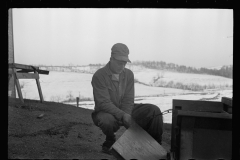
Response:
12,8,233,68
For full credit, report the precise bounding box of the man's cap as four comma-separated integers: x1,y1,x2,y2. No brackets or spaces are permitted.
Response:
111,43,131,63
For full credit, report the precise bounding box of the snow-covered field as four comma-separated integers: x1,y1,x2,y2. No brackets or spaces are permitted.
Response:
14,68,232,123
133,68,232,87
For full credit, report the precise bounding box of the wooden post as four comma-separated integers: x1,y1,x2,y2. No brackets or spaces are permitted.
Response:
8,8,16,98
34,70,44,103
13,69,24,103
76,97,79,107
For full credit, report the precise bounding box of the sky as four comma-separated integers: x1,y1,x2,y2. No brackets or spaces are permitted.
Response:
12,8,233,68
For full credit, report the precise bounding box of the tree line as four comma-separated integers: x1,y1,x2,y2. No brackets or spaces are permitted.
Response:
36,61,232,79
131,61,232,79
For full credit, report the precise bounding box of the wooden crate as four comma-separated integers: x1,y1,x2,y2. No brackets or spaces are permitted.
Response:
170,99,232,160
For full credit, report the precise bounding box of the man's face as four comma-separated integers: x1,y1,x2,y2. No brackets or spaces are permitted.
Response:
110,57,127,74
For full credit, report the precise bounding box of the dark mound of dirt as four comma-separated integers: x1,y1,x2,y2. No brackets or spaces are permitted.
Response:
8,97,171,159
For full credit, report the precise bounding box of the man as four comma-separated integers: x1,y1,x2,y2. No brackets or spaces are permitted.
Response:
91,43,163,154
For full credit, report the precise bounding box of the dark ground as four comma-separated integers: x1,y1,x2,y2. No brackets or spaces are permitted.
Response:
8,97,171,159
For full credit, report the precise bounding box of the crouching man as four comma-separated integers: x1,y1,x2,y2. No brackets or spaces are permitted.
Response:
91,43,163,154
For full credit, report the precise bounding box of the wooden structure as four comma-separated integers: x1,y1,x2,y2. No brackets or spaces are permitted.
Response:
170,97,232,160
111,120,167,160
8,9,16,98
8,63,49,103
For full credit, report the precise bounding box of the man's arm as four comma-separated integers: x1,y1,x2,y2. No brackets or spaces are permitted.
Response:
92,74,125,121
120,70,134,115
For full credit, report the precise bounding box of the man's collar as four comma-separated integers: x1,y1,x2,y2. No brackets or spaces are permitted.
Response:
104,61,125,76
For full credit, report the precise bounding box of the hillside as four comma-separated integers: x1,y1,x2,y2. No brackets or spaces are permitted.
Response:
131,61,232,79
8,97,171,159
38,64,232,91
36,63,232,93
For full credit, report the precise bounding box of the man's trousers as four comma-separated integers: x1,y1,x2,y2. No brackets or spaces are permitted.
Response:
91,103,163,144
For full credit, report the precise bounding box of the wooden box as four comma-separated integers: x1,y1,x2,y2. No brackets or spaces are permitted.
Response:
170,99,232,160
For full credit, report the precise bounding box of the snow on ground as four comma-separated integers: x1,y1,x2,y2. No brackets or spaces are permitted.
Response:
18,71,200,101
16,71,232,123
134,68,232,86
135,83,197,97
19,71,93,101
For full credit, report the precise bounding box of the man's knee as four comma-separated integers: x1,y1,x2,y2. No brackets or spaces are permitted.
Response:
133,103,161,114
147,104,161,114
148,104,163,124
92,111,120,136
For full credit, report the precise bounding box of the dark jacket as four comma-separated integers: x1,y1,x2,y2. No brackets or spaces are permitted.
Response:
91,62,134,121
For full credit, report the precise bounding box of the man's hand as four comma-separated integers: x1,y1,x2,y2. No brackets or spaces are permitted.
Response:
122,113,132,129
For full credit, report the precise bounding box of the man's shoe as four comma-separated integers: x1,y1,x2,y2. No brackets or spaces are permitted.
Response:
102,145,113,154
101,136,116,155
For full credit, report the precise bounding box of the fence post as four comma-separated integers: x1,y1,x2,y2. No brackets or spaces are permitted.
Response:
76,97,79,107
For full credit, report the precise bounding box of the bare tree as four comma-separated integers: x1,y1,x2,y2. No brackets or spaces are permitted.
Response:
20,81,26,89
66,91,74,101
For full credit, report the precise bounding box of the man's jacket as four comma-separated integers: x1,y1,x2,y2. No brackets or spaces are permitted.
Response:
91,62,134,121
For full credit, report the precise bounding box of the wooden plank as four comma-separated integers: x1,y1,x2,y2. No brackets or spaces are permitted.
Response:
111,120,167,160
9,63,49,75
16,72,39,79
17,69,49,75
9,63,39,70
173,99,224,113
177,110,232,119
36,69,49,75
8,63,39,70
16,69,35,73
179,117,195,160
